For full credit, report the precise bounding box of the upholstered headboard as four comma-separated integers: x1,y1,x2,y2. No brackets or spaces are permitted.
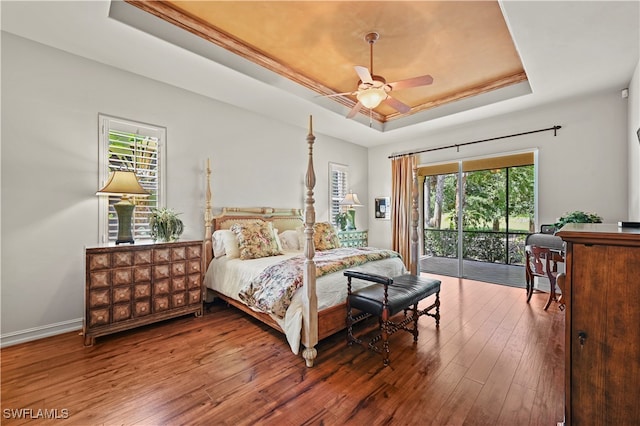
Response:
204,207,303,266
212,207,303,232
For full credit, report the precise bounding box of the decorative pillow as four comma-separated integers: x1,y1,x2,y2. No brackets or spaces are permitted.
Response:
279,229,300,251
273,228,284,253
230,220,282,260
212,229,240,259
313,222,341,251
297,222,341,251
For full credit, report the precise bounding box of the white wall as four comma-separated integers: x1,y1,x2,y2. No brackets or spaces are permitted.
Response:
628,59,640,220
367,90,629,249
0,33,368,344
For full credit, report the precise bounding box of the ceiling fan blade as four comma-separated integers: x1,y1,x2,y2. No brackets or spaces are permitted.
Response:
384,96,411,114
388,74,434,91
346,101,362,119
319,91,357,98
354,66,373,84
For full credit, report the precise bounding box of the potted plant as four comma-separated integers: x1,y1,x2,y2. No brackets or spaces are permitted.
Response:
554,210,602,230
149,207,184,242
335,212,348,231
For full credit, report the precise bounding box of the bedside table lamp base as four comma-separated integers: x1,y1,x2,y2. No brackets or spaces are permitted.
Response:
114,198,135,245
346,209,356,231
340,191,362,232
96,170,149,245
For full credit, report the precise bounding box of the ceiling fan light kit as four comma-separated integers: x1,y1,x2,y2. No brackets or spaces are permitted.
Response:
334,32,434,120
357,86,387,109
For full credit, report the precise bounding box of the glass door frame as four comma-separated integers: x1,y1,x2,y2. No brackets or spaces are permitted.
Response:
420,150,538,278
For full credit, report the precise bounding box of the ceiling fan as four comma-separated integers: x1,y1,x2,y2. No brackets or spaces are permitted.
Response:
326,32,434,119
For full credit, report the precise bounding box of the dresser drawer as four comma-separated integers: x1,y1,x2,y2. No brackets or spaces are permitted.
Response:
172,276,187,292
89,289,110,308
187,273,201,289
89,271,110,289
134,283,151,299
88,308,109,327
134,266,151,282
113,286,132,304
112,303,131,322
112,269,133,286
111,251,133,268
172,261,186,276
134,300,151,317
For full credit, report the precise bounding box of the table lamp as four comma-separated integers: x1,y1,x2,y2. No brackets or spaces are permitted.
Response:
96,170,150,244
340,191,362,231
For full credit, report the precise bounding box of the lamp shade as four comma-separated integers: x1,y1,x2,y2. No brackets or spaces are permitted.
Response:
340,192,362,207
96,170,150,197
356,87,387,109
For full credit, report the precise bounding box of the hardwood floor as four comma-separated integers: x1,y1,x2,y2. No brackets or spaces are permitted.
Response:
1,274,565,425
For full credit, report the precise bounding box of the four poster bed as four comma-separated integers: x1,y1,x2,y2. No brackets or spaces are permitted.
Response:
202,117,420,367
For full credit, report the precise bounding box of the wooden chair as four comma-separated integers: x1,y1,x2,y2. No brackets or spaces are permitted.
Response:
344,271,441,366
525,245,565,310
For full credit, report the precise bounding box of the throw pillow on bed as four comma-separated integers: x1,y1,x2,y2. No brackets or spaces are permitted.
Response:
231,220,282,260
212,229,240,259
278,229,300,251
313,222,341,250
296,222,341,251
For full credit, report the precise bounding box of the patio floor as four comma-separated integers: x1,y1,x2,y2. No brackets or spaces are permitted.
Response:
419,256,531,288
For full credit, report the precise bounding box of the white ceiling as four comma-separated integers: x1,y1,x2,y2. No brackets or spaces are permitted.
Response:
2,1,639,148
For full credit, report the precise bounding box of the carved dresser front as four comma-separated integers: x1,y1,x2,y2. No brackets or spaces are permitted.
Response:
84,240,203,345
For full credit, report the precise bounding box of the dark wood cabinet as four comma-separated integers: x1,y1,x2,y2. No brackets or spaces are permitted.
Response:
557,224,640,425
84,240,204,345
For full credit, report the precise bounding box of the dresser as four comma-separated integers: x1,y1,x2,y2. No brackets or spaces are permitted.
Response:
84,240,204,345
556,224,640,425
338,230,368,248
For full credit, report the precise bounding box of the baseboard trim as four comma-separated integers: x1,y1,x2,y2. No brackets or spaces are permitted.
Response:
1,318,82,348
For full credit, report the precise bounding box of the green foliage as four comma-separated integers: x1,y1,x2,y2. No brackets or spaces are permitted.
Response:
424,229,527,265
554,211,603,229
424,229,458,258
149,208,184,242
334,212,348,231
423,164,534,265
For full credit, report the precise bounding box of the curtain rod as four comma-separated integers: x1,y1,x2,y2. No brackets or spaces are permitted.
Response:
388,125,562,159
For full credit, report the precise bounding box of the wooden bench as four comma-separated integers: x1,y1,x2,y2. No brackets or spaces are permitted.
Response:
344,271,441,366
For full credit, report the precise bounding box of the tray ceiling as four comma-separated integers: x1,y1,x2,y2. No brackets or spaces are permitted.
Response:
125,0,528,127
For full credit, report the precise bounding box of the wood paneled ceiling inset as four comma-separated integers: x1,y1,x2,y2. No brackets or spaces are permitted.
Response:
127,1,527,124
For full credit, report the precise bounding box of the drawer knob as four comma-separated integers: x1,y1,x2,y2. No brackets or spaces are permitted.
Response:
578,330,587,346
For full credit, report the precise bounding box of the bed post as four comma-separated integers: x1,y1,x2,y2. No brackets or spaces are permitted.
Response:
410,156,419,275
204,158,214,268
301,115,318,367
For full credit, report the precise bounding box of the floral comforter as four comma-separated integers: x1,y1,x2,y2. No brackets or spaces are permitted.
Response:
238,247,400,318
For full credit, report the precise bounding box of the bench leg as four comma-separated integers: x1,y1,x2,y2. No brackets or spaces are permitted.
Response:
412,303,419,342
381,307,390,367
435,292,441,327
346,298,355,345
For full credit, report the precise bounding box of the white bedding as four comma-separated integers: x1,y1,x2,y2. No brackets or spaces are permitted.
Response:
204,249,407,354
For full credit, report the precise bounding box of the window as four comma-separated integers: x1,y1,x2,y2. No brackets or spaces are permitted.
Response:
98,114,166,243
329,162,349,226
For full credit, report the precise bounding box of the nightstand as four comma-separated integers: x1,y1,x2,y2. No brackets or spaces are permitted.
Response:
338,230,368,248
84,240,204,345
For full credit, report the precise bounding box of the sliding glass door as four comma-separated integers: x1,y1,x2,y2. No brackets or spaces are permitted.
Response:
420,153,534,284
423,170,461,276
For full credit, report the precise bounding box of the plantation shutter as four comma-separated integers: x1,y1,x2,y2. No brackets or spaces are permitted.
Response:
98,115,166,243
329,163,349,226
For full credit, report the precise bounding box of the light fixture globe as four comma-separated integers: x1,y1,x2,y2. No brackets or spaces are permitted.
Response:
357,87,388,109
